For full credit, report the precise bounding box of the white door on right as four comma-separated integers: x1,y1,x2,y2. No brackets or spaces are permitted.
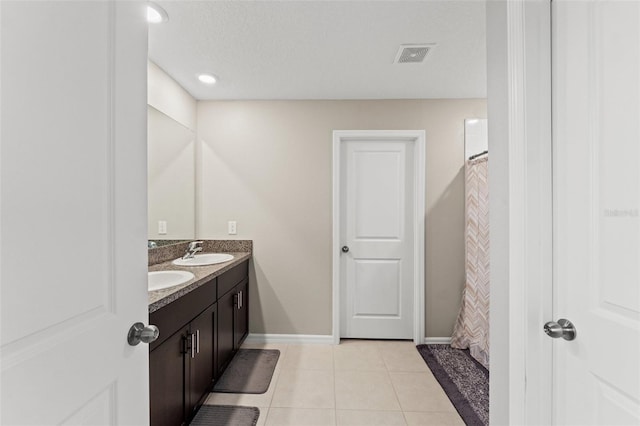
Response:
340,138,414,339
553,1,640,424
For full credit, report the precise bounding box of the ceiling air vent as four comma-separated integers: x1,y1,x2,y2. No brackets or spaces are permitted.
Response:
394,44,434,64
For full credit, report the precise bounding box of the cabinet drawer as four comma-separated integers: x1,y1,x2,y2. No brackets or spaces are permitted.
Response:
150,277,217,350
217,260,249,298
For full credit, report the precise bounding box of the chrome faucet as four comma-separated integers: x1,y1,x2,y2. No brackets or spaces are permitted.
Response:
183,241,204,260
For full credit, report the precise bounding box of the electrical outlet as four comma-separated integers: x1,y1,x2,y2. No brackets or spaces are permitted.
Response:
228,221,237,235
158,220,167,235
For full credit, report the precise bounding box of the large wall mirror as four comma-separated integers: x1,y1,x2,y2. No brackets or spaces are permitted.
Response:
147,105,195,241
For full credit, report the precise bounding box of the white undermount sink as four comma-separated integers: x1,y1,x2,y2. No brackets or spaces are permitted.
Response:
148,270,195,291
172,253,234,267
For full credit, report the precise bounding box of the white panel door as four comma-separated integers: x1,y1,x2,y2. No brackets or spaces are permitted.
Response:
340,140,414,339
1,1,149,425
553,1,640,424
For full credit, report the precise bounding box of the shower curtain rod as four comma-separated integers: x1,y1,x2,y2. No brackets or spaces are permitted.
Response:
468,150,488,161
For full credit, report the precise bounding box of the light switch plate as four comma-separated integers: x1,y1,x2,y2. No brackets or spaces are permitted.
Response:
158,220,167,235
228,221,237,235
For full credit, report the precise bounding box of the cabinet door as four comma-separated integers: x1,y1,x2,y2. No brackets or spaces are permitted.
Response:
150,328,188,426
187,303,217,418
217,289,236,375
234,280,249,350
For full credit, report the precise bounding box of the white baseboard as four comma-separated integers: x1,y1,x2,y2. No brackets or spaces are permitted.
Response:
423,337,452,344
245,333,334,345
246,334,451,345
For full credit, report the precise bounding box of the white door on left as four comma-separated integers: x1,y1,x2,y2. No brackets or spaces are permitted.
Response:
1,1,149,424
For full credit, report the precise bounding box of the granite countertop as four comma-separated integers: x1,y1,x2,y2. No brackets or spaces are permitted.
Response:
148,251,251,313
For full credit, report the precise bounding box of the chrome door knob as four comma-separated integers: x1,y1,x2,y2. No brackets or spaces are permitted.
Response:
127,322,159,346
544,319,576,341
341,246,349,253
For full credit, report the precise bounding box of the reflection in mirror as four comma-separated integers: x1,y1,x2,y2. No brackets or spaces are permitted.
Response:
148,240,189,249
147,106,195,241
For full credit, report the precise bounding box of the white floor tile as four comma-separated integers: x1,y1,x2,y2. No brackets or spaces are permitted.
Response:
265,408,336,426
271,369,336,408
334,344,386,372
336,409,407,426
389,372,456,412
280,344,334,371
403,411,466,426
334,371,401,411
379,345,431,372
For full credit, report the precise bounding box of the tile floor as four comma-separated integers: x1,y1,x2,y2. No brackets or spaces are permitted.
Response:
204,340,465,426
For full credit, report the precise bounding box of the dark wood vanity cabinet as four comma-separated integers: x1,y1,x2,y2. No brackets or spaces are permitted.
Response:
149,260,249,426
149,276,218,426
149,301,217,426
149,326,189,426
235,279,249,349
216,278,249,375
187,303,217,417
217,289,235,376
216,262,249,375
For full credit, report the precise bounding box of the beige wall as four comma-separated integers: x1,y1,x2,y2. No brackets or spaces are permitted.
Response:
197,99,487,337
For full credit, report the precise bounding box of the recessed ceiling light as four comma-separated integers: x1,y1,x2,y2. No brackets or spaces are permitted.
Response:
147,3,168,24
198,74,217,85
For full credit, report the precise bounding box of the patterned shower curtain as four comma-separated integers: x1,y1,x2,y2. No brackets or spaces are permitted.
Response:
451,154,490,369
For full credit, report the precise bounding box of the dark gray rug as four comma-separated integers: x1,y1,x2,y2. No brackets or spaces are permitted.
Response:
213,349,280,394
190,405,259,426
417,344,489,426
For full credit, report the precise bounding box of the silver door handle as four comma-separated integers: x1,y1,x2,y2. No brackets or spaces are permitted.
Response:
190,333,196,358
239,291,243,310
127,322,159,346
544,319,576,341
196,329,200,354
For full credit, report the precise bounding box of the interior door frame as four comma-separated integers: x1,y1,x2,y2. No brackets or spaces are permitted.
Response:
487,0,553,424
332,130,426,345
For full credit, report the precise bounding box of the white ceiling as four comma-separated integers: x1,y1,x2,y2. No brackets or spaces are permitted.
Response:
149,1,486,101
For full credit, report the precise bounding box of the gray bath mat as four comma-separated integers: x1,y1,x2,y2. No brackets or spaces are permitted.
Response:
417,344,489,426
213,349,280,394
190,405,259,426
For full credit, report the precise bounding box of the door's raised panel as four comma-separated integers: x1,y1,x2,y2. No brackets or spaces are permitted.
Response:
597,380,640,425
352,148,405,240
595,2,640,316
1,0,115,348
62,385,115,426
352,260,401,317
